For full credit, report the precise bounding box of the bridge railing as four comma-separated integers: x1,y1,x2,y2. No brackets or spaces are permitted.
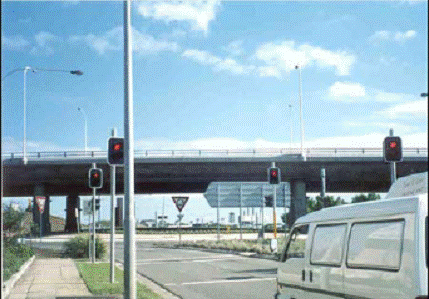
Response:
2,148,427,161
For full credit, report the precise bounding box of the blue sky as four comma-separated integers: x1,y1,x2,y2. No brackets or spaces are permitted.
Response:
2,1,428,224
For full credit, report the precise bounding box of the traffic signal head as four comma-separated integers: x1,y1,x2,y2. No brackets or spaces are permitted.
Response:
384,136,402,162
95,198,100,210
89,168,103,189
108,137,124,165
265,196,273,207
268,167,281,184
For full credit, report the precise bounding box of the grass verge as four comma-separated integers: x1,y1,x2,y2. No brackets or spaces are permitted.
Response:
75,261,162,299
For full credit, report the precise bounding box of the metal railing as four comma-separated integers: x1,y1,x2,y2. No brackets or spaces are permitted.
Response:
1,148,427,161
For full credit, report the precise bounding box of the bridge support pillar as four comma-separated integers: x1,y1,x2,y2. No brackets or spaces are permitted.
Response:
64,194,80,233
288,180,307,228
32,184,51,236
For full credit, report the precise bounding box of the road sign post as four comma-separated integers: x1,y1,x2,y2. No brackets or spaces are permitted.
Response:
35,196,46,240
109,128,117,284
172,197,188,245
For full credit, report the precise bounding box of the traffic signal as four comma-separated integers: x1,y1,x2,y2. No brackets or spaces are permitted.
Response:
265,196,273,207
95,198,100,210
89,168,103,189
108,137,124,165
268,167,281,184
384,136,403,162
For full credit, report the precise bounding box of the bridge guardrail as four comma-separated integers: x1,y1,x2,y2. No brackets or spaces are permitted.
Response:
2,148,428,161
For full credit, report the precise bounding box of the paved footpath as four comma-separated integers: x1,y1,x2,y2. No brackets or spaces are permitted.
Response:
7,258,95,299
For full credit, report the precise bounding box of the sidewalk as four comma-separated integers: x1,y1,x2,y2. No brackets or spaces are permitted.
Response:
6,258,108,299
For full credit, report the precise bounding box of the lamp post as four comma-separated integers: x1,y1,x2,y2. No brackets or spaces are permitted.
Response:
2,67,83,164
77,107,88,153
289,104,293,152
295,65,305,161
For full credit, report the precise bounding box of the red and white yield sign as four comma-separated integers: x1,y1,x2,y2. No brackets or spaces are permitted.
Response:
172,197,189,213
35,196,46,213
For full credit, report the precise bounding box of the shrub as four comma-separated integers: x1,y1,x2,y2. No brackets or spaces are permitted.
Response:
64,234,107,259
3,237,34,281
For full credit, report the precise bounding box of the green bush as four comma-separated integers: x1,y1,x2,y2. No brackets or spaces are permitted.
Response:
64,234,107,259
3,237,34,281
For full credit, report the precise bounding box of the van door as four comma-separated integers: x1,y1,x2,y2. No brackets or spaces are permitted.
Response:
305,223,347,298
277,224,309,299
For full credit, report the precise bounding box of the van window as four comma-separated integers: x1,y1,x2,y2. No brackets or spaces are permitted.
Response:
311,224,347,266
282,224,309,262
347,220,405,271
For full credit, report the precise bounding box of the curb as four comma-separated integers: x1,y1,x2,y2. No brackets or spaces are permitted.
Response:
115,259,182,299
3,255,35,299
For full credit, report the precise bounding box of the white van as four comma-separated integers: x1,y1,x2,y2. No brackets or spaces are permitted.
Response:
276,193,427,299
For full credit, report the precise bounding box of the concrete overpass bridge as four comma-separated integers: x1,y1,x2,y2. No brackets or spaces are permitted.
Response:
2,147,427,234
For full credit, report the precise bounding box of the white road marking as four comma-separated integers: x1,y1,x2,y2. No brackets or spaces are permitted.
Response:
165,277,276,286
136,254,239,263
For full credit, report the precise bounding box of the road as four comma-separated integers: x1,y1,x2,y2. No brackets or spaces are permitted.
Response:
115,242,278,299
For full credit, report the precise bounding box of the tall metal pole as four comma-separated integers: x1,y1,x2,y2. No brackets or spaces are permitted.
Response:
23,66,31,164
239,184,243,240
91,163,96,263
217,184,220,241
295,65,305,161
261,186,264,239
271,162,277,240
321,168,326,208
389,128,396,185
289,104,293,152
124,0,136,297
110,128,117,283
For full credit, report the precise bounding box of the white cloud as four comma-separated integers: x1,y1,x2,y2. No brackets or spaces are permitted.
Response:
378,99,428,119
344,121,418,134
137,0,221,34
1,136,101,153
254,41,356,76
1,35,31,51
70,26,179,55
182,49,254,75
329,82,366,99
30,31,62,56
369,30,417,44
222,40,245,56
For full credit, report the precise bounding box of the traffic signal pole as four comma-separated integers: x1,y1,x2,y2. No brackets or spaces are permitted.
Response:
271,162,277,240
389,128,396,185
92,163,96,263
110,128,117,283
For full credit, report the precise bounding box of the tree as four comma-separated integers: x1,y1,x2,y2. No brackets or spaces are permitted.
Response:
351,193,381,203
307,196,347,213
3,204,26,237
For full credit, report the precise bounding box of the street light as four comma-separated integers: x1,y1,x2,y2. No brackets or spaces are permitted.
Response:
2,67,83,164
77,107,88,153
295,65,305,161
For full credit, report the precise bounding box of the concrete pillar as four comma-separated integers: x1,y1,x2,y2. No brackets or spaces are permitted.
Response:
64,194,79,232
33,184,51,235
288,180,307,228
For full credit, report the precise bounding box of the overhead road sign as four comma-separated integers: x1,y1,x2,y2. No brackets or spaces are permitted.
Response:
204,182,291,208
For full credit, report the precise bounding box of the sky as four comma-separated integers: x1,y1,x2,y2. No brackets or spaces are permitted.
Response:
1,0,428,224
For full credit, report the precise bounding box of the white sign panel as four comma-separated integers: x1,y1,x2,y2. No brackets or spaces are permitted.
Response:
204,182,291,208
386,172,428,199
83,200,92,215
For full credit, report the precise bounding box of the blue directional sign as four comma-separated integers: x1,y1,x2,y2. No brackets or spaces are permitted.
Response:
203,182,291,208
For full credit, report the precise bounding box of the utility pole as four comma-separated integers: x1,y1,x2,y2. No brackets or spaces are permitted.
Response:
123,0,136,297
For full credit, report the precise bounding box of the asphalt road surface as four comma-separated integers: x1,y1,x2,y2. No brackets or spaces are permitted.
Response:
115,242,278,299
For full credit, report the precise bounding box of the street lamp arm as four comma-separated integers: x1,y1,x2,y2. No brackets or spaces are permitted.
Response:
32,68,83,76
1,68,25,81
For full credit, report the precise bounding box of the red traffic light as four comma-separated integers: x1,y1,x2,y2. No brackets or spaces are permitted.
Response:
93,172,99,178
390,141,397,148
113,143,122,151
271,170,278,177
